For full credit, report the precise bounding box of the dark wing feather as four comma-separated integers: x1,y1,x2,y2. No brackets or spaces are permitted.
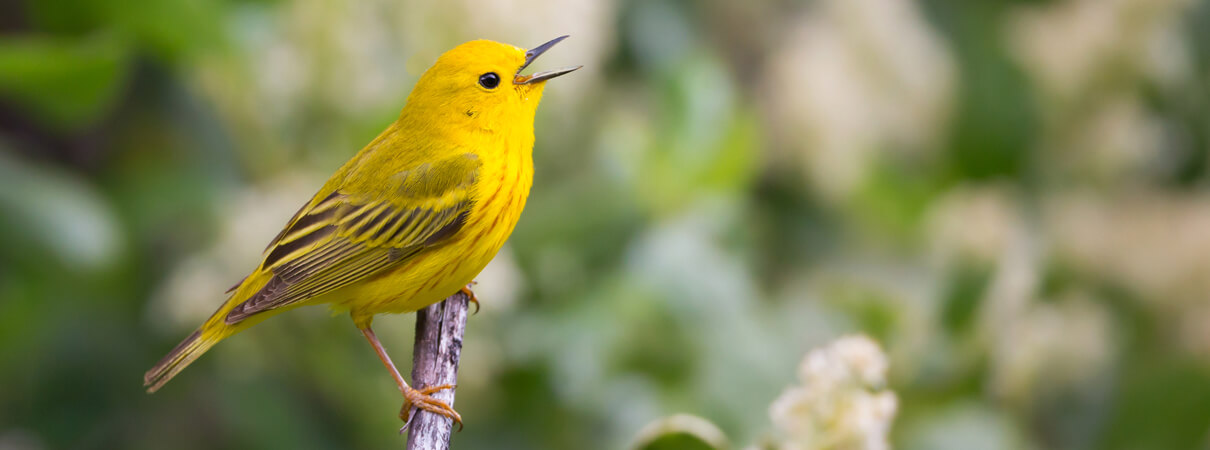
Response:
224,153,480,324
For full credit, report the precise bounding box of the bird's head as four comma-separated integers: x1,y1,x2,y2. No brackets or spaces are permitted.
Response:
405,36,580,130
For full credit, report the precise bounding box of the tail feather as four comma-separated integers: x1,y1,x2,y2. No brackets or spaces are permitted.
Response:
145,272,279,392
144,328,220,393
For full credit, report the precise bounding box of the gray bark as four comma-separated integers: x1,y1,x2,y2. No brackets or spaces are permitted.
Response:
404,292,470,450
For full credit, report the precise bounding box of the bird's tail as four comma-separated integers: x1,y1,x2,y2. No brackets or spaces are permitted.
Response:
144,277,266,393
143,327,219,393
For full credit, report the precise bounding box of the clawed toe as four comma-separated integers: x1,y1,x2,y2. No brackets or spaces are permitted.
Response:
399,384,463,432
459,284,480,314
417,383,456,396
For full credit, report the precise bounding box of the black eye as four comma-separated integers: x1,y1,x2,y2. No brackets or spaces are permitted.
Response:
478,72,500,89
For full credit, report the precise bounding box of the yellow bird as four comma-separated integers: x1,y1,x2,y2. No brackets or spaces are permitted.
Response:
144,36,579,426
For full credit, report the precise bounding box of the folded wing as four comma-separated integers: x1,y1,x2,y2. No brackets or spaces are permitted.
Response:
225,153,481,324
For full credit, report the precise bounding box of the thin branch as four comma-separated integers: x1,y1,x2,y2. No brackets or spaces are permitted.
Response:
405,292,470,450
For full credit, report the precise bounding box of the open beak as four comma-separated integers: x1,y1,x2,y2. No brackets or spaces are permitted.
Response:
515,35,582,85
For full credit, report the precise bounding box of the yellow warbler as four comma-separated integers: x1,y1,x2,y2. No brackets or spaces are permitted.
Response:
144,36,579,426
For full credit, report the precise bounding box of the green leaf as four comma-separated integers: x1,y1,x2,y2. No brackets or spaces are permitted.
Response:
632,414,730,450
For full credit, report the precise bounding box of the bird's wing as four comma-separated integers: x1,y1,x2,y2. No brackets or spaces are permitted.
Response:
224,153,482,324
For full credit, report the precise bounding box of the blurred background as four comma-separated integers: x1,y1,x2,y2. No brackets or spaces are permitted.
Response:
2,0,1209,448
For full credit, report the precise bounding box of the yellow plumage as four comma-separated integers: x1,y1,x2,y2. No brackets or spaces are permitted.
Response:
144,37,579,424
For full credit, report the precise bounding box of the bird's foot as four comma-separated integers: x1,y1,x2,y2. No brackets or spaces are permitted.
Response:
398,384,463,433
460,282,479,314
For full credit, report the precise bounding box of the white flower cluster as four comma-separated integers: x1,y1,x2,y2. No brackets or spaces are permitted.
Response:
769,335,898,450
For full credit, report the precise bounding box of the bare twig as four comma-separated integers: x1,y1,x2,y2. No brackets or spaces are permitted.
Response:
405,292,470,450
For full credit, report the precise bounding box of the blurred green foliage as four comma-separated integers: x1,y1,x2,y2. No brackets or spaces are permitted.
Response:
2,0,1210,449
